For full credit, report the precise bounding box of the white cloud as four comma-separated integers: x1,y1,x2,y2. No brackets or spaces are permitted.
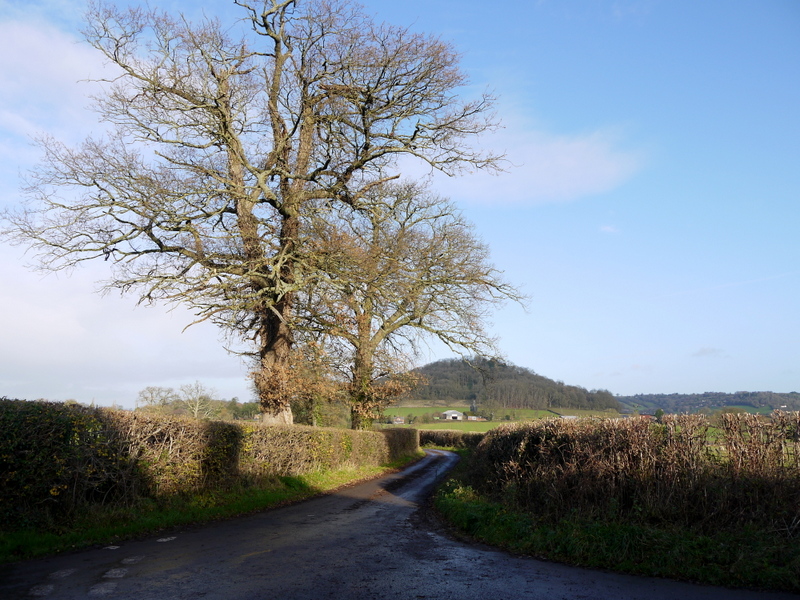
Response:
600,224,620,234
692,347,725,358
0,246,252,407
0,19,113,144
423,123,644,206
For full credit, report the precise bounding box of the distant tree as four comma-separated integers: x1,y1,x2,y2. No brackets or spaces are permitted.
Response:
178,382,220,420
136,386,179,413
2,0,501,425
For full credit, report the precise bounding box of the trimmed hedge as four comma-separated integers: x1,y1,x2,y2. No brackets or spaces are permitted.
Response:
419,429,485,449
0,398,418,530
467,413,800,534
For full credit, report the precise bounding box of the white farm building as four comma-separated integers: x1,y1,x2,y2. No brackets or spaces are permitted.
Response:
441,410,465,421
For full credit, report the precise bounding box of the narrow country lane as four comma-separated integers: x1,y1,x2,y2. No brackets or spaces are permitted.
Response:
1,450,795,600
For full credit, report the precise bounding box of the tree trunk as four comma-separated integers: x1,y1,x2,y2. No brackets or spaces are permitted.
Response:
349,352,375,430
253,300,295,426
350,404,373,430
261,403,294,425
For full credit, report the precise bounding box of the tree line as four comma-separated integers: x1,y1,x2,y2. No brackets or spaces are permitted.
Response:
411,358,621,412
618,391,800,414
135,383,260,421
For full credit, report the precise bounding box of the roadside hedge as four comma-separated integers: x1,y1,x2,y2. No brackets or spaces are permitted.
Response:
419,429,485,449
467,413,800,534
0,398,418,529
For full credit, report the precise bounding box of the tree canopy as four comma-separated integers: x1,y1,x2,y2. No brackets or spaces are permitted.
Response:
3,0,502,424
297,181,521,427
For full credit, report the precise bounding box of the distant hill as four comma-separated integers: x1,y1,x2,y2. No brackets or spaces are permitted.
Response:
617,391,800,414
407,357,621,412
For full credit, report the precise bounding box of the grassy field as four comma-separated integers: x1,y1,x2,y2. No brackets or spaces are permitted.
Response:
381,407,625,433
410,421,497,432
383,406,620,423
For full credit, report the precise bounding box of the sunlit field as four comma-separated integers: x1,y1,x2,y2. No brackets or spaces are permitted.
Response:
381,407,623,433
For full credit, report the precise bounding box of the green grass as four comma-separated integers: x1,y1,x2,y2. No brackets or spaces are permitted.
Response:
717,405,774,415
548,408,621,418
413,421,498,432
383,407,624,433
433,457,800,593
0,453,423,564
383,406,469,417
384,406,620,420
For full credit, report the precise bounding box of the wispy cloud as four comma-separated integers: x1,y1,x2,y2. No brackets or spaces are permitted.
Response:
600,224,620,234
423,122,645,206
692,347,725,358
0,19,112,142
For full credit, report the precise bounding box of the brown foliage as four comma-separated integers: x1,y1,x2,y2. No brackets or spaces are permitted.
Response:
420,429,485,450
468,413,800,534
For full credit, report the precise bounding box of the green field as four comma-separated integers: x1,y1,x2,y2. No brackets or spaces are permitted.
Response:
410,421,498,432
383,406,620,420
381,406,623,433
384,406,469,417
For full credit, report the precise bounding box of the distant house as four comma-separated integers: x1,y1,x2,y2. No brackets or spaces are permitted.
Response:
392,416,405,425
441,410,465,421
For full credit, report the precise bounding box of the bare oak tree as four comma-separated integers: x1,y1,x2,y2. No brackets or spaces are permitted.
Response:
297,181,523,428
2,0,501,424
136,386,179,413
178,381,221,420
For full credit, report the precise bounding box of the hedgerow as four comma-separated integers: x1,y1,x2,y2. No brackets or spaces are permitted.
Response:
419,429,485,449
466,413,800,534
0,398,417,530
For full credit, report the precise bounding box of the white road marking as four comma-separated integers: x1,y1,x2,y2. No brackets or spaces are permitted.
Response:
88,582,117,596
121,555,145,565
48,569,77,579
103,568,128,578
103,546,120,550
27,584,54,596
156,536,176,542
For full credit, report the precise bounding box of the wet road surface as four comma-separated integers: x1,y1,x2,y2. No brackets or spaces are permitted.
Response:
1,450,796,599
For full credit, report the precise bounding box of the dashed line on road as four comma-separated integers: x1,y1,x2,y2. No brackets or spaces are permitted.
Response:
103,568,128,579
27,583,54,596
88,582,117,597
49,569,77,579
121,555,145,565
156,536,176,542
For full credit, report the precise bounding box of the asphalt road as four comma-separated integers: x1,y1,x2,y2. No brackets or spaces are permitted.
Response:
1,450,796,600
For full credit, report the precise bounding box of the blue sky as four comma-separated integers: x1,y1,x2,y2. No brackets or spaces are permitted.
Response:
0,0,798,408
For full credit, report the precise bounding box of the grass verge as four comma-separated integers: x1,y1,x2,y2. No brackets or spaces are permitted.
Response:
0,452,424,564
433,456,800,593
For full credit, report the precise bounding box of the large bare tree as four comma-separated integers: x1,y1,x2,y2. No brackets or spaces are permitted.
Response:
298,181,523,429
2,0,501,423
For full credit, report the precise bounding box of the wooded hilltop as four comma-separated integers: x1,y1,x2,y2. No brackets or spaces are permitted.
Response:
406,358,799,415
408,358,620,412
617,391,800,413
